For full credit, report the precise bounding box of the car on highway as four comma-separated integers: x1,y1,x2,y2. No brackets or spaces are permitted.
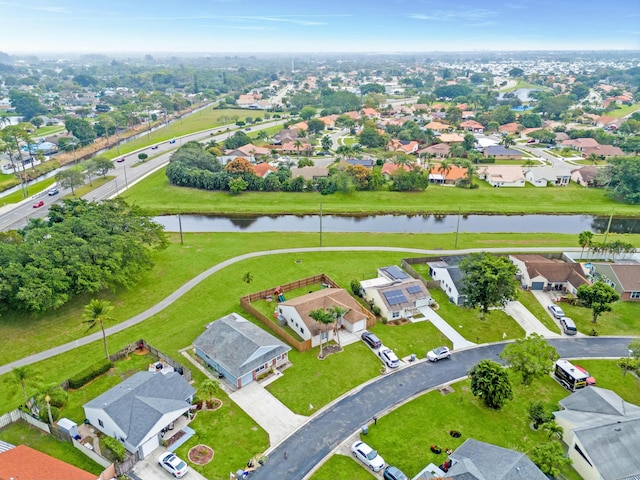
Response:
158,452,189,478
427,346,451,362
151,145,159,149
169,139,176,144
574,365,596,385
116,157,126,163
378,347,399,368
560,316,577,335
47,188,59,196
32,200,44,208
384,465,409,480
361,331,382,349
352,441,385,472
245,127,251,131
548,304,565,319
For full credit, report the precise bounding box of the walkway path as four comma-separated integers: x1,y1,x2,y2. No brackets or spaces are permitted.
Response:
417,306,476,350
0,246,583,375
503,300,561,337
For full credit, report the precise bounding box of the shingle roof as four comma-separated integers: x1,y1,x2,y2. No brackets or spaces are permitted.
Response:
373,280,429,313
0,444,97,480
512,255,589,287
84,371,194,448
484,145,522,156
193,313,291,379
593,263,640,293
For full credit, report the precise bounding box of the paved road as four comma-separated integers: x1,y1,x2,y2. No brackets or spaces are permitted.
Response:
250,337,635,480
0,246,584,375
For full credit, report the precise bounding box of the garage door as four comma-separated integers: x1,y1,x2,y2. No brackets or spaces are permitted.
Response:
531,282,544,290
139,435,159,458
350,319,366,333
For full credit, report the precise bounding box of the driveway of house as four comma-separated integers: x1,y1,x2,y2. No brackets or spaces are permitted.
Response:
229,381,307,445
503,300,561,337
130,447,208,480
417,306,476,350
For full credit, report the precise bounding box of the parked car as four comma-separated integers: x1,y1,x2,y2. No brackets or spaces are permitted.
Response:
548,304,565,319
352,441,385,472
361,331,382,349
32,200,44,208
560,316,577,335
427,346,451,362
47,188,59,196
574,365,596,385
378,347,399,368
158,452,189,478
384,465,409,480
116,157,126,163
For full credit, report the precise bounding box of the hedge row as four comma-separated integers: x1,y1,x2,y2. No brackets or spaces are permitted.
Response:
103,436,126,461
68,358,113,389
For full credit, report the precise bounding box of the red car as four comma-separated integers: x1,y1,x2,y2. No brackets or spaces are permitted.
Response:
574,365,596,386
117,157,126,163
33,200,44,208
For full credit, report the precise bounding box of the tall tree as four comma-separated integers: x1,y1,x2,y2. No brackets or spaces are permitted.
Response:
12,366,31,407
576,281,620,324
578,231,594,260
321,135,332,152
82,299,114,360
199,379,221,403
309,308,335,359
500,334,560,385
468,359,513,409
459,253,518,313
529,441,572,477
55,169,85,195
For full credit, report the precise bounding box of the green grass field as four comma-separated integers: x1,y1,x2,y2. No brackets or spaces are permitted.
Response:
558,298,640,336
310,454,374,480
604,102,640,119
36,125,65,136
123,166,640,216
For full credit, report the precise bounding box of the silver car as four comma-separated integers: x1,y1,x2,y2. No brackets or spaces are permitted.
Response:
548,304,565,319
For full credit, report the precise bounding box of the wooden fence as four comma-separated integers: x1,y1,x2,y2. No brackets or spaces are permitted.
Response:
401,258,442,291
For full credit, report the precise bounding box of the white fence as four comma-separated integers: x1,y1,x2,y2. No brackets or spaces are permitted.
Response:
72,438,112,468
0,409,49,433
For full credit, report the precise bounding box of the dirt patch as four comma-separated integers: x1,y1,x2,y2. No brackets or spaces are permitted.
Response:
133,348,150,356
188,445,214,465
318,344,343,360
165,430,186,448
387,318,411,326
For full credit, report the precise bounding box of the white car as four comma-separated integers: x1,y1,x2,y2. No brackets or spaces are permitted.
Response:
548,304,565,319
159,452,189,478
378,347,400,368
352,440,386,472
427,346,451,362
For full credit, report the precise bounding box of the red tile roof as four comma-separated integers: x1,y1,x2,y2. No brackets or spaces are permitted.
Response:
0,445,97,480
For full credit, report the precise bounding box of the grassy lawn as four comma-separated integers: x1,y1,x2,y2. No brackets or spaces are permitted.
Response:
123,166,640,216
0,421,104,475
266,342,382,415
62,176,114,200
604,102,640,118
1,176,57,205
37,125,65,136
565,360,640,404
310,454,374,480
175,405,269,479
0,173,20,192
429,289,525,344
559,299,640,336
361,372,580,479
517,289,561,333
370,320,452,359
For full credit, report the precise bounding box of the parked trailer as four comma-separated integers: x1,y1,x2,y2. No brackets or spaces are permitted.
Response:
554,359,589,391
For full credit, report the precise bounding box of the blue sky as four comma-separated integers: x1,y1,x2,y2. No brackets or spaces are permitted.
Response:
1,0,639,53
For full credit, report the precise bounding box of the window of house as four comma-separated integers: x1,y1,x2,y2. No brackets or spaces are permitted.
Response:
300,326,304,333
98,419,104,427
392,312,400,318
574,444,593,467
255,364,266,373
631,291,640,299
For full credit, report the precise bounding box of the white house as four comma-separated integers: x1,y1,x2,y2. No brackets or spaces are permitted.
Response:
277,288,373,347
524,166,572,187
510,254,589,293
83,371,195,458
478,165,526,187
427,257,466,305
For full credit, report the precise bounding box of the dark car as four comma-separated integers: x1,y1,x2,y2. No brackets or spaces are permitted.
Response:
151,145,159,150
116,157,125,163
169,139,176,144
361,331,382,349
384,466,409,480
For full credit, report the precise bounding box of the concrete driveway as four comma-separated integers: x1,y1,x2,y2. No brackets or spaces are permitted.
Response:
503,300,561,337
130,447,208,480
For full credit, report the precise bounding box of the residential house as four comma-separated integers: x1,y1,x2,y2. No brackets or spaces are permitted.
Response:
571,166,600,187
581,144,624,158
561,138,600,152
461,110,475,119
498,122,520,134
280,141,313,156
361,107,379,118
459,120,484,133
319,114,339,128
414,438,547,480
0,444,101,480
236,93,262,108
416,143,450,159
83,371,195,458
226,143,271,159
381,162,413,179
193,312,291,389
290,165,329,180
554,131,570,142
427,256,467,305
590,263,640,301
277,288,374,347
510,254,589,292
428,164,467,185
524,166,572,187
438,133,465,144
343,158,376,168
288,121,308,133
554,387,640,480
478,165,526,187
252,162,276,178
273,129,300,145
595,115,618,128
425,121,451,132
341,111,361,121
387,139,419,154
360,266,432,321
483,145,524,160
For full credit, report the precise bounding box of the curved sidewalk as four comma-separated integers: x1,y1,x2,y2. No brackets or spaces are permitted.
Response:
0,246,582,375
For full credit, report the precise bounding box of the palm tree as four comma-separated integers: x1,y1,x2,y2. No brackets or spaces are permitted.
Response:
294,139,303,156
199,379,221,406
309,308,334,359
438,160,452,182
82,299,115,360
13,366,31,407
578,230,594,260
329,306,349,348
335,145,353,160
242,271,253,296
461,160,477,189
501,134,516,148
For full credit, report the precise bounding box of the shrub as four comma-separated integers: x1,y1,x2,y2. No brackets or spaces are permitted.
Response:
38,405,60,423
103,436,126,461
372,305,381,316
68,359,113,389
528,401,554,429
350,279,361,296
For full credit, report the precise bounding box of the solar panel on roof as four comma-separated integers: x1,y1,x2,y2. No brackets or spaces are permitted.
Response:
383,289,407,306
407,285,422,294
384,266,409,280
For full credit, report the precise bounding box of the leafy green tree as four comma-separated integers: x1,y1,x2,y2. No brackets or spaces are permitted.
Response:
528,129,555,144
536,95,573,119
298,158,314,167
228,177,248,195
358,126,386,148
30,117,43,129
88,156,115,178
491,105,516,125
321,135,332,152
459,253,518,313
307,118,325,134
576,281,620,324
500,334,560,385
83,299,114,360
509,67,524,77
225,131,251,150
9,90,44,120
55,169,85,195
468,359,513,409
528,401,555,429
138,153,148,162
299,106,316,121
200,379,221,403
360,83,386,95
629,339,640,359
64,117,96,146
571,83,590,101
520,113,542,128
529,441,572,477
605,156,640,204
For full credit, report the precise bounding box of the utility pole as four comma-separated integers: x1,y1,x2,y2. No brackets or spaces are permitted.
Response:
603,208,615,244
123,166,129,190
178,205,184,245
454,208,461,248
319,203,323,247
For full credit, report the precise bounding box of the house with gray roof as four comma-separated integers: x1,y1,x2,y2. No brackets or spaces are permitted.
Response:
427,256,468,306
483,145,524,159
83,371,195,458
414,438,547,479
590,262,640,301
510,254,590,293
524,166,572,187
194,313,291,389
554,387,640,480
